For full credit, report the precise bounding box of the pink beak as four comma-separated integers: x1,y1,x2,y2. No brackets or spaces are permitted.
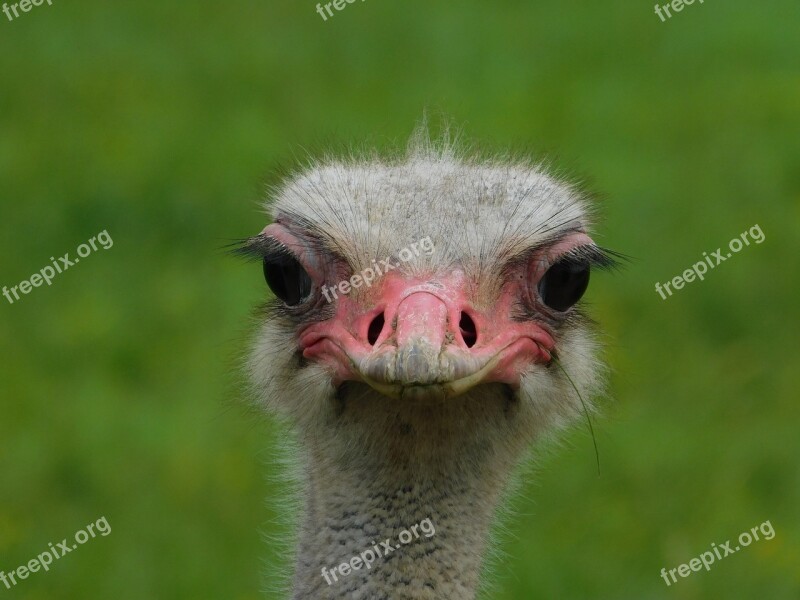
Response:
300,271,556,401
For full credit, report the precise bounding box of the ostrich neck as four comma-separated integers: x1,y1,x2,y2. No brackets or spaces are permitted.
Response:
290,394,532,599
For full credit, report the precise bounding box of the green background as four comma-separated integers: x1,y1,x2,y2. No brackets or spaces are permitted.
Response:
1,0,798,598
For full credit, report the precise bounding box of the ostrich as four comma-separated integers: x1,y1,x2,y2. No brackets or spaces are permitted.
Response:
239,131,617,599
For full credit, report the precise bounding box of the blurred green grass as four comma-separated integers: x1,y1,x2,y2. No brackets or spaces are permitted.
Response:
0,0,798,598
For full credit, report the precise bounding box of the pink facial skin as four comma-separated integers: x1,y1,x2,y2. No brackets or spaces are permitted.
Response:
264,223,594,400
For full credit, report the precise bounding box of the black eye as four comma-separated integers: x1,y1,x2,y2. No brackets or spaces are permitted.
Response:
538,258,590,312
263,254,312,306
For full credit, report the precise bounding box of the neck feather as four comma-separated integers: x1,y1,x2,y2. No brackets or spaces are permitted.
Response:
289,385,535,600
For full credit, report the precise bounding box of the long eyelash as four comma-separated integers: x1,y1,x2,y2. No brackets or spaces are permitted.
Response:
560,245,628,271
228,235,357,285
506,241,630,279
226,235,293,262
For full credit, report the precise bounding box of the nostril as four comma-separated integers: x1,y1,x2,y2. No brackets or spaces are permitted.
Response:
459,312,478,348
367,313,386,346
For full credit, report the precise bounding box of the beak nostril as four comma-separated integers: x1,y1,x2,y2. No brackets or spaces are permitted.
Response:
367,313,386,346
459,312,478,348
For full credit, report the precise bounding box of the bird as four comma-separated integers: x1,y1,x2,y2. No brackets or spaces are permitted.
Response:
238,128,618,599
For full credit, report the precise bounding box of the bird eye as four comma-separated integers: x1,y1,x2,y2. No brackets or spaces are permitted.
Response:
263,254,312,306
537,257,590,312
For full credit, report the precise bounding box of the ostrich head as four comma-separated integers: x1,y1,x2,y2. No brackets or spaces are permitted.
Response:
241,133,616,599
